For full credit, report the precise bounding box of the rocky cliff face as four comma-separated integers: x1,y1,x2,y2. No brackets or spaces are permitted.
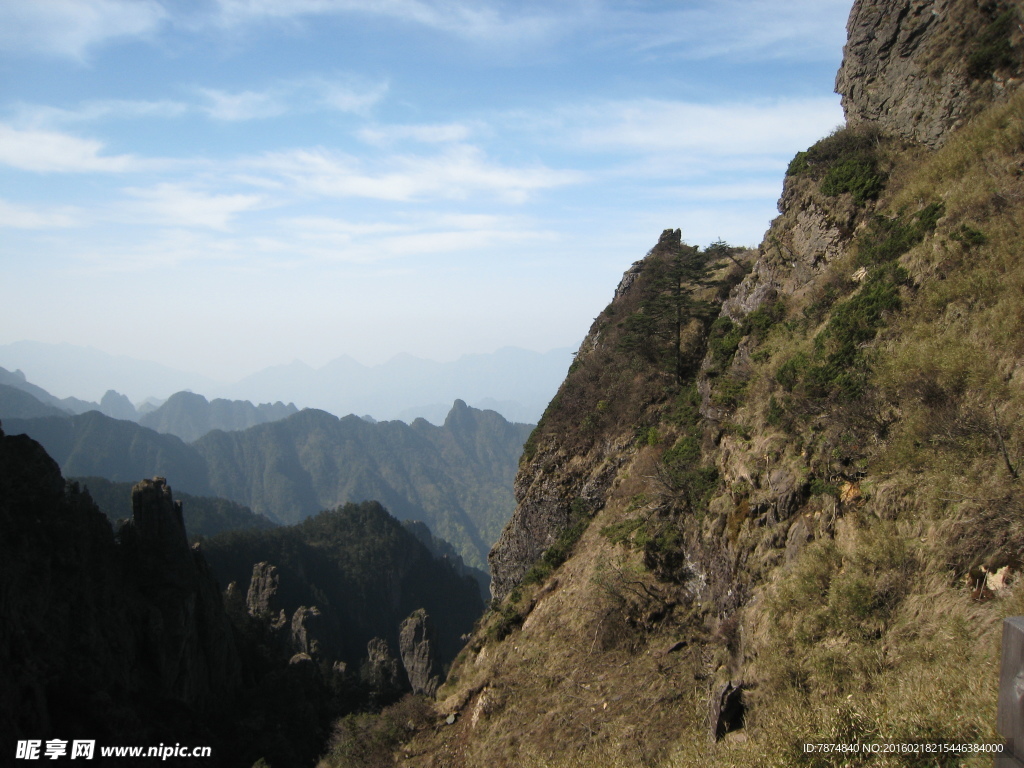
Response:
403,1,1024,765
399,609,442,697
0,426,240,748
837,0,1023,146
489,230,753,601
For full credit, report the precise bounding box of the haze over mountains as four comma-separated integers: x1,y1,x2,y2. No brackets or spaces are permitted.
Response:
0,341,573,425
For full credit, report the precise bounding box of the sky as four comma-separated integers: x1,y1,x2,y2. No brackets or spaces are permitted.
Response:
0,0,852,382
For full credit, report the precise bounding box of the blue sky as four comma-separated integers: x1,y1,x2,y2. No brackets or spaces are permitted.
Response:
0,0,851,382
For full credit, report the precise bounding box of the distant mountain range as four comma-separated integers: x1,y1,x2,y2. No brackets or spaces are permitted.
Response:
138,390,298,442
3,380,532,569
0,341,573,424
0,366,299,441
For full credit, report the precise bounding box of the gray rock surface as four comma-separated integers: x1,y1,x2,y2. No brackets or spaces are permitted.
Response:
119,477,243,703
837,0,1022,147
290,606,323,658
364,637,408,704
246,561,282,619
399,609,442,697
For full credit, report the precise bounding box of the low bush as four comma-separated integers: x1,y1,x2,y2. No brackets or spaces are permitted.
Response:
322,695,433,768
967,7,1018,79
821,154,886,204
787,125,888,204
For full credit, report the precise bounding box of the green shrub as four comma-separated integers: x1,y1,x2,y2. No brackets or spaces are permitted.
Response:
707,317,743,366
803,283,843,323
778,203,941,400
710,374,748,409
820,154,886,203
743,299,786,338
324,695,433,768
662,436,719,513
817,263,907,368
808,477,840,498
787,125,888,204
786,150,810,176
487,601,524,641
856,203,943,266
967,8,1018,79
776,353,810,391
951,223,988,247
600,517,647,547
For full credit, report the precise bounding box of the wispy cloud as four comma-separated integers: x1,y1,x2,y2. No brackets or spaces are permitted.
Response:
0,124,144,173
197,76,387,121
10,99,190,128
0,199,81,229
564,97,842,156
121,183,267,230
211,0,560,44
251,144,582,202
600,0,852,62
248,210,556,266
197,88,289,122
0,0,167,59
9,76,385,129
357,122,473,146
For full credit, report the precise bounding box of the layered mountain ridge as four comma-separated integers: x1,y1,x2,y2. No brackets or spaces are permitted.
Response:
5,399,531,570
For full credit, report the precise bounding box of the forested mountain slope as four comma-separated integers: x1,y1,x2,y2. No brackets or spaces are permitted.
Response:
6,400,531,569
194,401,532,569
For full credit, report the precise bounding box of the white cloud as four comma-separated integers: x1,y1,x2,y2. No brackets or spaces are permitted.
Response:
122,183,267,230
276,210,553,264
566,97,843,157
0,0,166,59
602,0,852,62
10,75,383,129
251,144,581,202
198,88,288,121
212,0,558,43
11,99,190,128
0,125,142,173
198,76,387,121
0,200,81,229
357,122,474,146
666,181,785,203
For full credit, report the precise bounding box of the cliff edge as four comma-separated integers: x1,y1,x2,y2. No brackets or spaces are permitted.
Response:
396,1,1024,766
837,0,1023,146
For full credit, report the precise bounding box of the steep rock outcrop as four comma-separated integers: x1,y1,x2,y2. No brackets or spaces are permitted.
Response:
363,637,408,706
246,561,283,619
118,477,243,704
489,230,753,600
291,605,324,658
399,609,442,697
837,0,1022,146
408,2,1024,766
0,427,240,744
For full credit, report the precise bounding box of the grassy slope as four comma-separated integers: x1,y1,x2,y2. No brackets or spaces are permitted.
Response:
364,88,1024,768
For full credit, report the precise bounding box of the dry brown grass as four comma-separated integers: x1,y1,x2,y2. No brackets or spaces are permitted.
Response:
398,81,1024,768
